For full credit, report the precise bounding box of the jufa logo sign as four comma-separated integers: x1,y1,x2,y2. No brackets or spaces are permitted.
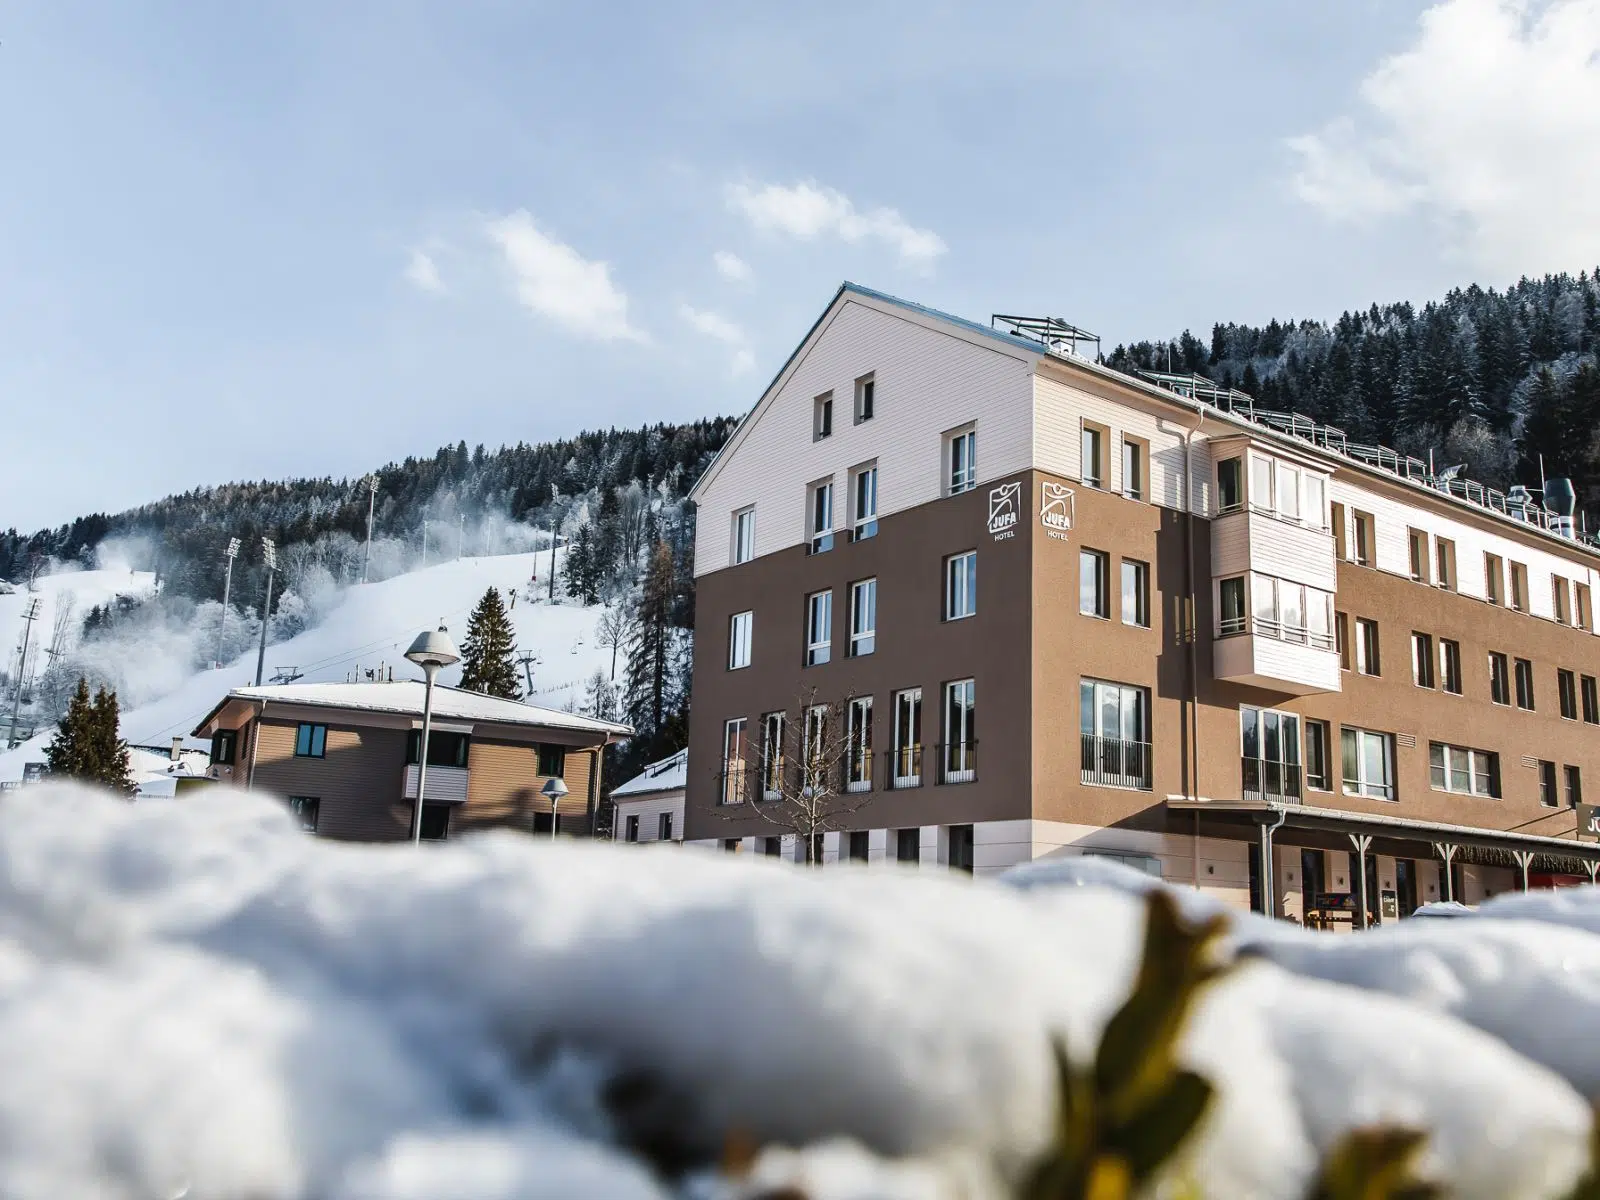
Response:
1041,482,1075,534
987,483,1020,539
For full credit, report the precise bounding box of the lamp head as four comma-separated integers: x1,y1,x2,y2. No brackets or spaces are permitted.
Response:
406,625,460,670
541,776,569,801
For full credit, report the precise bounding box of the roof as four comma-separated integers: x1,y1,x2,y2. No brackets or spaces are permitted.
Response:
610,748,687,798
191,681,633,740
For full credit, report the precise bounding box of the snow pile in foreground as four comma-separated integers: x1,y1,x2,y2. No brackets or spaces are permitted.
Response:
0,786,1595,1200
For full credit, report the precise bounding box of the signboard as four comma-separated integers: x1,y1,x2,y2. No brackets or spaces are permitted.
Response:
987,483,1021,540
1313,891,1354,911
1040,481,1075,540
1380,889,1398,919
1580,803,1600,841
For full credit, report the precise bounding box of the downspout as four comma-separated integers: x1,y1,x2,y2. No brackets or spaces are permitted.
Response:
1161,403,1207,803
246,701,264,791
1260,805,1287,917
589,741,604,838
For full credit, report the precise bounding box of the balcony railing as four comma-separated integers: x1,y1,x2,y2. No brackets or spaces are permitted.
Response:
1218,615,1336,652
1242,756,1303,804
845,749,873,794
717,766,752,806
937,740,977,785
888,744,923,789
1080,734,1153,790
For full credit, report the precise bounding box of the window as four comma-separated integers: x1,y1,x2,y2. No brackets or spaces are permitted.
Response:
761,712,785,799
1560,669,1579,719
1241,707,1301,801
1305,720,1332,791
1355,618,1380,676
624,815,639,842
1080,678,1151,790
813,392,833,440
846,696,873,792
849,579,877,657
1276,464,1301,522
1567,765,1584,808
537,745,565,777
1583,675,1599,724
941,679,976,784
732,507,755,565
1484,553,1503,605
805,590,832,666
1489,652,1511,705
210,729,237,766
658,812,674,841
728,610,753,670
847,830,870,861
1578,583,1593,631
947,824,975,874
1331,501,1348,558
1554,577,1572,625
1429,743,1501,798
896,828,921,863
1440,639,1462,695
946,427,976,495
1540,760,1559,808
1510,561,1529,612
1121,438,1145,501
1352,511,1375,566
1411,631,1435,689
944,550,977,621
721,718,748,805
286,796,320,832
1079,549,1110,619
1407,528,1429,582
1335,611,1351,670
294,723,327,758
764,836,782,858
1341,727,1396,800
1217,457,1244,514
854,374,875,423
407,730,470,768
1220,577,1247,636
1081,424,1105,489
891,688,922,787
802,704,829,795
808,480,835,554
850,464,879,540
1514,657,1536,710
1435,538,1456,591
1120,559,1149,628
1304,475,1326,530
1250,456,1273,512
722,838,740,853
417,802,450,841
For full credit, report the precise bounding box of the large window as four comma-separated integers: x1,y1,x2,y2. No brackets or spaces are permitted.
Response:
1081,425,1105,489
846,696,873,793
849,579,877,657
1341,727,1396,800
1121,559,1149,628
891,688,922,788
1241,707,1301,802
1429,743,1501,798
761,712,785,800
407,729,470,768
947,427,976,495
1250,456,1273,513
1080,679,1151,789
1247,575,1333,647
1355,618,1380,676
851,464,879,541
941,679,976,784
286,796,320,832
1079,548,1110,619
294,722,327,758
732,507,755,565
1489,652,1511,705
1411,631,1435,689
808,480,835,554
805,590,832,666
1440,639,1463,695
728,610,753,670
1220,577,1247,636
1515,657,1536,710
1560,668,1579,720
1579,583,1594,631
1305,719,1332,791
721,718,748,805
1216,457,1243,514
1304,474,1326,530
944,550,977,620
1275,464,1301,522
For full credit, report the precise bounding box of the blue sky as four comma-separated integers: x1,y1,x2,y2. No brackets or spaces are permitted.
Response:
5,0,1598,530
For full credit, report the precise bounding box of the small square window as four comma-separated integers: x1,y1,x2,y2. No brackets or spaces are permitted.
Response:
538,745,565,777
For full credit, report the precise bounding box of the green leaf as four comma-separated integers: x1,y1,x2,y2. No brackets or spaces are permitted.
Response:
1307,1127,1441,1200
1110,1070,1215,1185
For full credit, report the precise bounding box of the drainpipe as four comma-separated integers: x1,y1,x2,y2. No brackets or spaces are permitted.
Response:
1259,805,1287,917
1162,404,1208,802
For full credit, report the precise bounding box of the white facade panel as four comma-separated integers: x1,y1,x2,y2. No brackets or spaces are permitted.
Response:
613,791,685,842
1214,633,1341,695
695,298,1037,577
1212,511,1336,592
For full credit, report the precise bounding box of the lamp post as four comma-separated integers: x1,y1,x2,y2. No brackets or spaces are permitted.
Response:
215,536,240,668
541,776,569,839
405,625,461,844
254,537,277,687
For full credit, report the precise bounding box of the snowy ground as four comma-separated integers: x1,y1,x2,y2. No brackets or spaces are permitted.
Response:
0,551,621,782
2,784,1599,1200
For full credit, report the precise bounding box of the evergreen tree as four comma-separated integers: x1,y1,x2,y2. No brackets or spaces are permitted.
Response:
458,588,521,698
45,678,135,795
625,541,676,739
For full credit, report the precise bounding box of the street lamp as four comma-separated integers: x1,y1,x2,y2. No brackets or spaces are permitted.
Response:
541,776,569,839
254,537,278,686
405,624,460,844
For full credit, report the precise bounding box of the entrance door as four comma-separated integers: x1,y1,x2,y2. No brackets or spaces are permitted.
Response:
1395,858,1418,917
1300,848,1326,917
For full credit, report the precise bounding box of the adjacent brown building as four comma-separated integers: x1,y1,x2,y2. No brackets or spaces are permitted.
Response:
684,283,1600,922
192,681,630,840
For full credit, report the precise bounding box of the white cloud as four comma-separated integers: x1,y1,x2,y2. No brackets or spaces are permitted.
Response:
726,180,947,269
484,210,645,342
404,249,445,295
1287,0,1600,275
713,250,752,282
679,303,756,377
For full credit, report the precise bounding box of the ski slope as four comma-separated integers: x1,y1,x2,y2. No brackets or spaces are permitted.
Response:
0,552,625,781
0,564,158,678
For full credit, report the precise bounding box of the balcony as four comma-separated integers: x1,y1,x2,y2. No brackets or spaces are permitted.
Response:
888,745,923,790
1211,507,1336,592
1214,618,1341,695
403,764,468,802
1081,734,1153,791
1242,756,1302,804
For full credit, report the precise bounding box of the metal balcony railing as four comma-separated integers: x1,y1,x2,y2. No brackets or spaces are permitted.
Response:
845,748,873,794
1080,735,1153,790
1242,756,1303,804
888,744,923,789
937,740,977,785
1218,615,1336,652
716,766,752,806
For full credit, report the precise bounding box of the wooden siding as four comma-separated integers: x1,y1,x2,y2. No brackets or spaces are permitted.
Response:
613,791,686,842
251,719,412,841
455,739,597,836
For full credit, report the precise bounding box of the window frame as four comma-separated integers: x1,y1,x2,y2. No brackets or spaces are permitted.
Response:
1554,577,1572,625
941,678,976,784
721,717,748,806
407,729,471,768
624,814,640,842
1121,436,1146,501
1120,558,1150,628
849,462,879,541
286,795,320,832
1341,726,1396,801
732,506,756,565
891,688,923,788
1583,674,1599,725
1240,705,1302,802
1440,638,1463,695
760,711,785,800
1540,760,1559,808
1407,528,1430,583
1079,548,1110,620
808,478,835,554
1219,577,1247,637
210,729,237,766
1435,537,1456,591
1216,457,1244,514
1081,423,1106,490
1352,511,1375,566
658,811,674,840
1484,553,1504,605
813,391,834,441
1510,561,1529,612
1559,668,1579,720
1489,652,1511,706
1355,618,1380,676
945,426,976,496
294,722,327,758
1428,742,1502,798
805,589,832,666
1305,719,1332,791
854,373,875,424
845,695,873,792
1567,765,1585,808
848,578,877,658
1411,631,1435,689
1514,657,1536,710
944,550,977,621
728,610,753,670
537,744,565,777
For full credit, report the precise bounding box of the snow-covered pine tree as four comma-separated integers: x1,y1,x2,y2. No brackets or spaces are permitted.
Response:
46,678,135,795
458,588,521,699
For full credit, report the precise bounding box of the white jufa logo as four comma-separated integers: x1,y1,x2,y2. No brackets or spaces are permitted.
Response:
987,483,1020,536
1041,482,1075,532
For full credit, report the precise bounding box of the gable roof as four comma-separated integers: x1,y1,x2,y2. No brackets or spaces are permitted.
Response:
610,747,688,798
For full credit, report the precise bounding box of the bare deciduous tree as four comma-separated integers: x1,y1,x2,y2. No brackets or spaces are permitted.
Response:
596,602,634,681
719,687,875,864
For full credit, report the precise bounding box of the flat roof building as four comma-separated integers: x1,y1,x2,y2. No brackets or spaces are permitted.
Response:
683,283,1600,921
610,748,686,844
193,681,630,841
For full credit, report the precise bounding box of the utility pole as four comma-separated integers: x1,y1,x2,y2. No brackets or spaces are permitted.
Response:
255,538,278,687
362,476,377,584
516,652,537,696
215,537,240,668
7,598,40,749
422,518,430,569
457,513,465,561
547,516,558,603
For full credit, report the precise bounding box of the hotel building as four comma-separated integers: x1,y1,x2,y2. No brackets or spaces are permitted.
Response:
683,283,1600,921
